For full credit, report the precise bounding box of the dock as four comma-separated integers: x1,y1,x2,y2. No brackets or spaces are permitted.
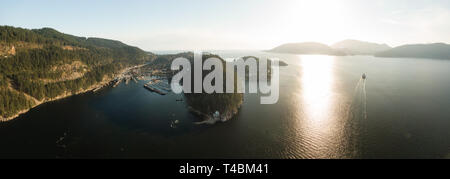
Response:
143,79,171,95
144,84,167,95
112,79,122,88
132,76,138,83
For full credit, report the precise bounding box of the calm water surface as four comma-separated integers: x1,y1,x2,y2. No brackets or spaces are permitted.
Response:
1,51,450,158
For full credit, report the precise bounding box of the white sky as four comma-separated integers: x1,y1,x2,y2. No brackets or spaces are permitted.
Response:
2,0,450,50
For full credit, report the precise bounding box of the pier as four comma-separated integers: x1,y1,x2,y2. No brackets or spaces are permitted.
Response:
90,64,173,94
143,79,171,95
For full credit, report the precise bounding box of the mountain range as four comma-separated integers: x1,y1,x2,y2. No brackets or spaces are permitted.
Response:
267,42,346,56
269,40,450,60
332,39,391,55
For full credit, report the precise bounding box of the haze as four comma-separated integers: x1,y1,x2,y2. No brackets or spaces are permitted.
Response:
1,0,450,51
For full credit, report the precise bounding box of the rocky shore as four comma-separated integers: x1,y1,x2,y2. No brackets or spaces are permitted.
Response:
188,99,243,125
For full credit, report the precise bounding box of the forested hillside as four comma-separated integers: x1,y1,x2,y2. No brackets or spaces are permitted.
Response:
0,26,154,120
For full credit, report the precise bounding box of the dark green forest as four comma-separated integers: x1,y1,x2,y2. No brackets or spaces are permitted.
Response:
176,53,244,117
0,26,153,119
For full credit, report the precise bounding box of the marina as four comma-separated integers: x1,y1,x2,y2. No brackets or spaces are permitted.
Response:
91,64,159,93
89,63,174,96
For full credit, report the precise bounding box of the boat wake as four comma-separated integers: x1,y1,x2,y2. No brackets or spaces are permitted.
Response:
340,78,368,158
352,78,368,120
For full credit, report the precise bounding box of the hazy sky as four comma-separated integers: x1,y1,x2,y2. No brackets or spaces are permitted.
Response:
1,0,450,51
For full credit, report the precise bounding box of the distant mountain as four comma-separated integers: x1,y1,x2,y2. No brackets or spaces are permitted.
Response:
267,42,346,56
332,39,391,55
375,43,450,60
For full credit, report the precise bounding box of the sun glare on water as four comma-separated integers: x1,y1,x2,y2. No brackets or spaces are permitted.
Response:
300,55,335,122
294,55,343,158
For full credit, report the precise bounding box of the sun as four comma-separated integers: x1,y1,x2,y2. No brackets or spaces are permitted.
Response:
281,0,353,45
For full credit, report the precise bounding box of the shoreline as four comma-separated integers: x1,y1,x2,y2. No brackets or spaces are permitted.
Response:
189,99,243,125
0,65,143,122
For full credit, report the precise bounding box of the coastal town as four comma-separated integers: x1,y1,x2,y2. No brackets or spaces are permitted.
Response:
92,64,173,96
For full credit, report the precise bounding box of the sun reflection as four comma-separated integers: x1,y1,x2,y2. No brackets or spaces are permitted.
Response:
296,55,341,158
300,55,334,123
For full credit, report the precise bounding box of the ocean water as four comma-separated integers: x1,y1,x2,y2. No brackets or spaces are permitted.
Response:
1,51,450,159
